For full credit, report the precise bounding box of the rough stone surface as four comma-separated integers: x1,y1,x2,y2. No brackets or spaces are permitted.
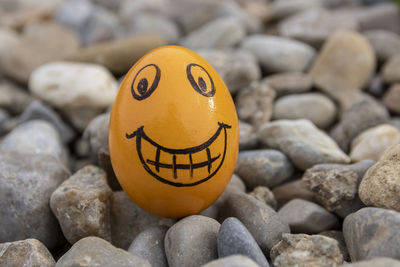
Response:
250,186,278,210
165,215,220,267
0,239,55,267
279,9,358,47
330,96,390,152
364,29,400,62
278,199,338,234
383,84,400,114
273,179,317,208
236,81,276,128
270,233,343,267
0,151,70,249
319,230,349,262
219,193,290,252
29,61,117,130
241,34,316,73
239,120,258,150
182,17,246,50
273,93,337,129
350,124,400,162
50,165,112,244
128,226,168,267
263,72,312,96
258,119,350,170
56,236,150,267
235,149,294,189
343,207,400,261
382,54,400,84
0,80,33,115
217,217,269,267
110,191,175,249
3,21,79,83
198,49,261,94
344,257,400,267
202,255,260,267
303,160,374,217
309,30,375,107
359,144,400,212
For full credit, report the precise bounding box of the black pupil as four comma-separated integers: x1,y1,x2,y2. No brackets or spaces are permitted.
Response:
137,78,148,95
198,77,207,92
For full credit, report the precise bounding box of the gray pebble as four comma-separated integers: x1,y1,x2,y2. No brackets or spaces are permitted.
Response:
250,186,278,210
165,215,220,267
202,255,260,267
218,217,269,267
219,193,290,252
56,236,150,267
272,179,317,208
0,151,70,249
343,257,400,267
278,199,339,234
128,226,169,267
235,149,294,189
343,207,400,261
82,112,110,162
382,54,400,84
262,72,312,97
50,165,112,244
0,80,33,115
364,29,400,62
239,121,258,150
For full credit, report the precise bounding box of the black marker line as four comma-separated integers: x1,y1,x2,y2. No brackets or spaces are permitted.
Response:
146,154,220,170
172,155,177,179
189,153,193,178
155,148,161,172
206,148,212,174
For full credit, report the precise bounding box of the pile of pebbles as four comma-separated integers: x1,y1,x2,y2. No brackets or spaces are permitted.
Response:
0,0,400,266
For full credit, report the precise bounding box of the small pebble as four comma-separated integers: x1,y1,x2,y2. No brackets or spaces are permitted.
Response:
238,121,258,150
271,0,322,20
319,230,350,262
82,112,110,162
249,186,278,210
382,54,400,84
202,255,259,267
383,83,400,114
0,80,33,115
364,29,400,62
272,179,316,208
262,72,312,96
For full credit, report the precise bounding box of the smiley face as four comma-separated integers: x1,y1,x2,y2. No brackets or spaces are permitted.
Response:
109,46,238,218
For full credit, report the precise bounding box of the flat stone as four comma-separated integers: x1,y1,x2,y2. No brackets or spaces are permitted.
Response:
279,199,338,234
382,54,400,84
0,151,69,249
0,120,68,166
128,226,168,267
364,29,400,62
50,165,112,244
235,149,294,189
236,81,276,128
29,61,117,130
330,95,390,152
258,119,350,170
238,120,258,150
198,49,261,94
262,72,312,96
273,93,337,129
55,236,150,267
181,17,246,49
343,257,400,267
65,34,166,75
302,160,374,217
270,233,343,267
272,179,317,208
319,230,349,262
202,255,260,267
110,191,175,249
309,30,375,107
279,8,358,47
19,100,76,143
383,83,400,114
217,217,269,267
0,80,33,115
359,144,400,211
350,124,400,162
219,193,290,252
3,21,79,83
271,0,323,20
0,239,55,267
343,207,400,261
241,34,316,73
165,215,220,267
250,186,278,210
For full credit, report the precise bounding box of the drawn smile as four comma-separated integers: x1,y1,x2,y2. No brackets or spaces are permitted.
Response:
126,122,231,187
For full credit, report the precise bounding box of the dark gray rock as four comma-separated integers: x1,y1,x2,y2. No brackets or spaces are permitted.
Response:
219,193,290,252
202,255,260,267
319,230,349,262
235,149,294,189
110,191,175,249
55,237,150,267
128,226,168,267
218,217,269,267
0,151,70,249
19,100,75,143
278,199,339,234
0,239,55,267
343,207,400,261
250,186,278,210
165,215,220,267
50,165,112,244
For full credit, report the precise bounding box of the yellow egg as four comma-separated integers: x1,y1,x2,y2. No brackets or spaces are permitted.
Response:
109,46,239,218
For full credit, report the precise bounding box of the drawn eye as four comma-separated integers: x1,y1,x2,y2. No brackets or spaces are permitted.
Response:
131,64,161,100
186,63,215,97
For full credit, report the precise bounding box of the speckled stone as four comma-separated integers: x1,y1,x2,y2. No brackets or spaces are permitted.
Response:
250,186,278,210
